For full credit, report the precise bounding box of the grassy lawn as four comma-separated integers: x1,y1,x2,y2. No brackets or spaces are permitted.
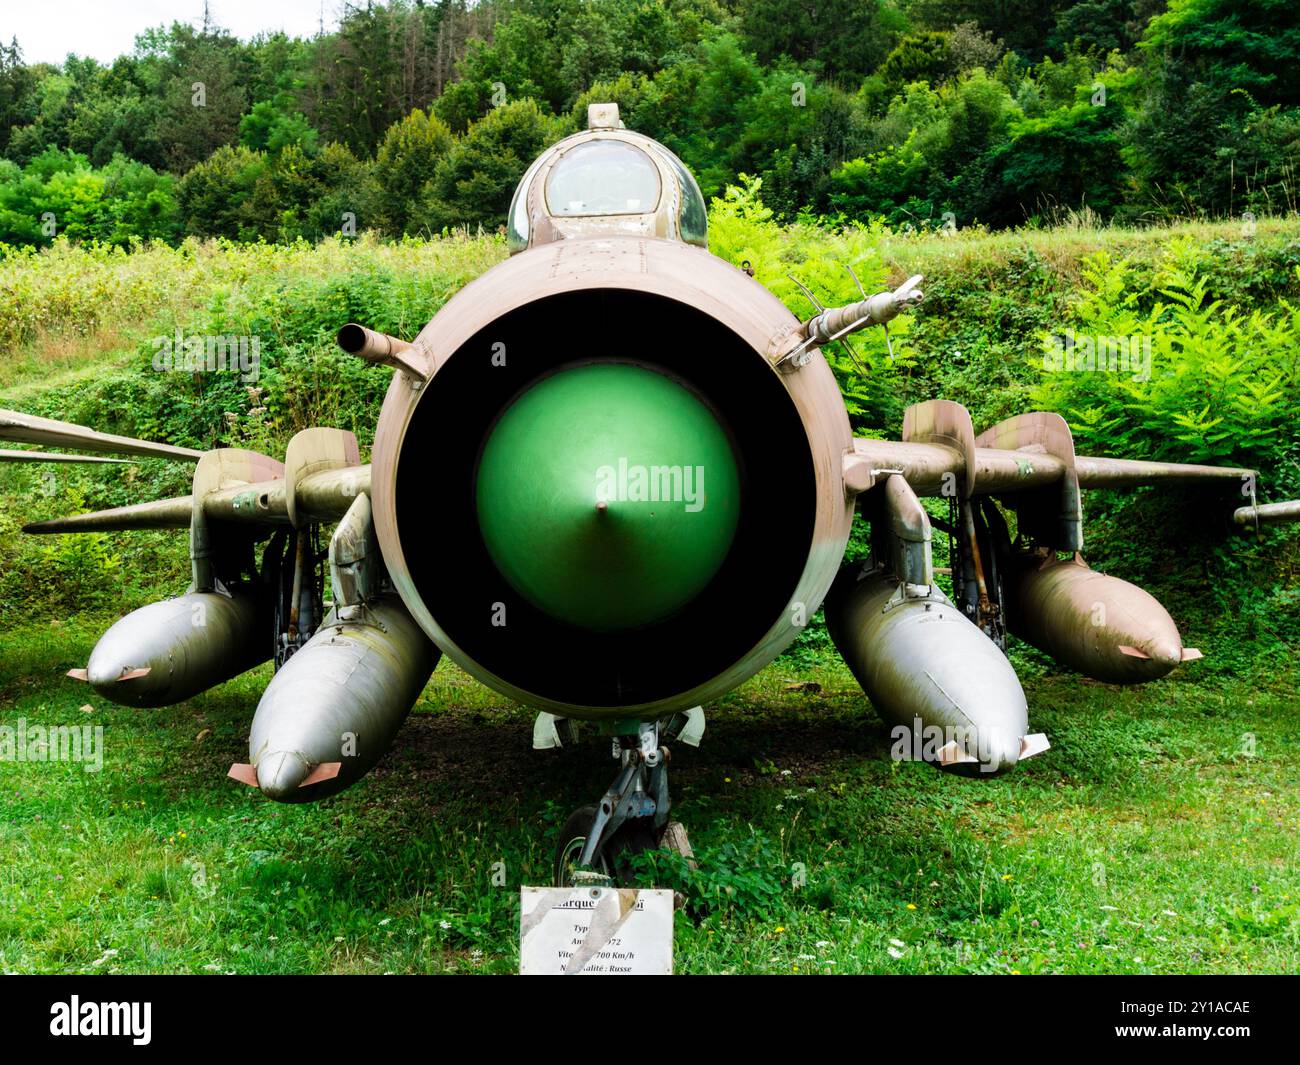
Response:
1,613,1295,975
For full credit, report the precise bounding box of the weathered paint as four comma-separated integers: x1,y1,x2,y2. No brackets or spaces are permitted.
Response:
849,438,1256,498
244,594,439,802
0,449,131,464
0,408,202,461
80,589,272,708
825,565,1032,774
1235,500,1300,526
1005,555,1188,684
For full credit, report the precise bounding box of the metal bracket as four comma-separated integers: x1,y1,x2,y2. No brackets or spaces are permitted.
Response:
665,706,705,747
873,475,934,587
189,448,284,593
974,411,1082,553
329,491,378,608
902,399,977,501
533,712,578,750
284,427,361,531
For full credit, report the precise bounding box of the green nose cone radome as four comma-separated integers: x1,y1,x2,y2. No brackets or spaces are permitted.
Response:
476,362,740,631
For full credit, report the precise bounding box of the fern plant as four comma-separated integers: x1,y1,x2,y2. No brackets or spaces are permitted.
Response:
1032,252,1298,473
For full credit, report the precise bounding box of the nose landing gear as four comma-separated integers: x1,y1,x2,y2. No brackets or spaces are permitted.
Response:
549,711,702,888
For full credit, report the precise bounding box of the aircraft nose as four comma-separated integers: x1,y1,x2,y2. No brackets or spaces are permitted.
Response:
86,629,133,688
85,654,124,688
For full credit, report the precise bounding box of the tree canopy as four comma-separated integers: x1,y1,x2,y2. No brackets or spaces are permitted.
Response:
0,0,1295,246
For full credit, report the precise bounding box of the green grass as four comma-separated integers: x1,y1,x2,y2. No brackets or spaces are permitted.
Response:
1,614,1295,975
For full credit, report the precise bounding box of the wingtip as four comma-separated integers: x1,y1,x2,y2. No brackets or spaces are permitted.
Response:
227,763,259,787
66,667,88,681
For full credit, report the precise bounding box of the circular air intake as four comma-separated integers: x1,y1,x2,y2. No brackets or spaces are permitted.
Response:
393,288,817,709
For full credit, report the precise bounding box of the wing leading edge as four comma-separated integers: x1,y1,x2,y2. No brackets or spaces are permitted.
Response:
845,402,1270,503
0,408,202,462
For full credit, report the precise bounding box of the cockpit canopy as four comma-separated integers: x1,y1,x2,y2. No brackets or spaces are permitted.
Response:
507,104,708,253
546,141,660,217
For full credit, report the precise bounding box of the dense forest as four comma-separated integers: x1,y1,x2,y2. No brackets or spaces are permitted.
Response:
0,0,1296,245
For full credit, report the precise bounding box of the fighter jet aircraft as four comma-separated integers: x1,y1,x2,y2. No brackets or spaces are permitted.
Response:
7,104,1297,885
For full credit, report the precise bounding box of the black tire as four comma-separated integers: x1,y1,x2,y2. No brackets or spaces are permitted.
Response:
553,804,658,887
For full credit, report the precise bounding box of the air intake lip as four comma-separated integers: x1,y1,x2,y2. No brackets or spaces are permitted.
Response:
393,288,816,709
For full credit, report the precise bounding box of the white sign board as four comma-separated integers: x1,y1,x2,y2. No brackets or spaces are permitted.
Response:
519,886,673,975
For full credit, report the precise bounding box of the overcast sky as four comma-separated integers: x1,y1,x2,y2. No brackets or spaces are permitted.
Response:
5,1,338,66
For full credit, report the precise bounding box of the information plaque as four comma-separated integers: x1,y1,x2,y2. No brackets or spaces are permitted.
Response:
519,886,673,975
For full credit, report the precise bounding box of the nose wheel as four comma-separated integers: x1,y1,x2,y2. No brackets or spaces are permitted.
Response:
553,805,657,887
549,714,702,888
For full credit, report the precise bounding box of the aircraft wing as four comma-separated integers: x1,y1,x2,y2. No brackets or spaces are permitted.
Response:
23,464,370,534
7,405,370,537
848,437,1253,496
844,403,1263,501
795,289,1287,515
0,408,202,462
9,368,1292,540
0,449,132,464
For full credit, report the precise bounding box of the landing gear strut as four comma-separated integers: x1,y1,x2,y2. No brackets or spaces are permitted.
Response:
550,711,702,888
